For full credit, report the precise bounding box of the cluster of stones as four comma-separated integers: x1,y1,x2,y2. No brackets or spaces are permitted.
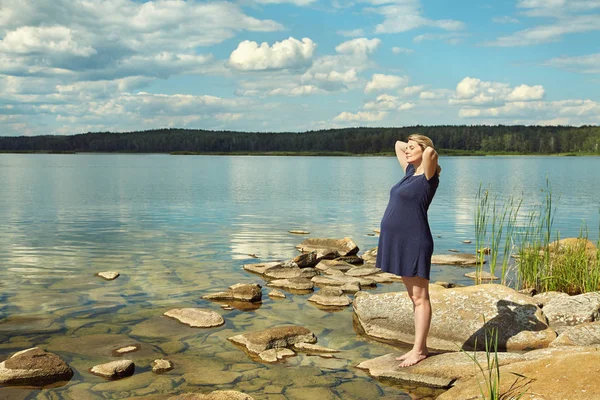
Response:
353,280,600,399
241,237,401,309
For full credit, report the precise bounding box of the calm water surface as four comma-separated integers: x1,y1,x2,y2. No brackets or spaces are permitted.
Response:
0,154,598,399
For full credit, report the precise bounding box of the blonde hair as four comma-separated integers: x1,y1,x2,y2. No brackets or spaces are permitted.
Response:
408,133,442,176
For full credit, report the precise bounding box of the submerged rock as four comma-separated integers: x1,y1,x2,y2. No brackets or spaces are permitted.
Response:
268,290,286,299
90,360,134,379
296,237,359,257
464,271,499,281
168,391,254,400
202,283,262,302
294,343,339,353
163,308,224,328
258,348,295,363
0,347,73,386
152,359,173,373
96,271,120,280
353,284,556,352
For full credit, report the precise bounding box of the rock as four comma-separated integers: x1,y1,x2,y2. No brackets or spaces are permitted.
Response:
334,255,363,265
542,292,600,332
551,321,600,347
202,283,262,302
360,247,378,263
518,287,537,297
243,261,283,276
548,237,598,257
477,247,491,254
268,290,286,299
345,267,380,277
312,275,376,288
315,259,355,273
431,254,481,266
293,251,320,268
112,344,140,356
152,359,173,373
353,284,556,351
308,287,352,307
448,249,459,253
433,281,458,288
315,249,341,260
368,274,395,284
267,278,314,291
296,237,359,257
96,271,119,280
464,271,499,281
341,282,361,294
221,305,233,310
437,346,600,400
0,347,73,386
532,291,570,307
258,348,295,363
356,351,524,388
168,390,255,400
228,325,317,354
90,360,134,379
289,230,310,235
294,343,339,353
163,308,224,328
462,240,472,244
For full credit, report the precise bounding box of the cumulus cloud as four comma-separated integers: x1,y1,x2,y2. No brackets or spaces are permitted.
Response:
451,77,544,105
364,94,414,111
413,32,468,44
333,110,388,122
335,38,381,56
492,16,520,24
229,37,316,71
365,74,409,93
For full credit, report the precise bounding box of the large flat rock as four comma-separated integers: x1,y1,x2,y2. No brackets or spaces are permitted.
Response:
353,284,556,351
437,346,600,400
163,308,224,328
356,351,525,388
228,325,316,354
431,254,481,266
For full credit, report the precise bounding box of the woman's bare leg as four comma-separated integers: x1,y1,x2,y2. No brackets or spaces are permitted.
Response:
397,276,431,367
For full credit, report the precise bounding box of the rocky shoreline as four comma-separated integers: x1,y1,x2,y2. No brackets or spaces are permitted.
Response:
1,236,599,399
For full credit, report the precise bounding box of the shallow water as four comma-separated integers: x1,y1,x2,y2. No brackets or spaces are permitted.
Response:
0,154,598,399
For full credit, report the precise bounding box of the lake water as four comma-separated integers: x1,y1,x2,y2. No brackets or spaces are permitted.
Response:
0,154,598,399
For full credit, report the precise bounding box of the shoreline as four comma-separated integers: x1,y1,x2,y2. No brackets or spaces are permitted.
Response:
0,150,598,157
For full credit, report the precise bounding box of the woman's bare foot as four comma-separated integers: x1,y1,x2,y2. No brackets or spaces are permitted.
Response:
397,351,428,368
395,350,414,361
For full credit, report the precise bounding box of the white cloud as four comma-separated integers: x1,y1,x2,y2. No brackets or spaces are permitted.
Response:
364,94,415,111
365,74,408,93
252,0,317,4
458,99,600,124
413,32,468,44
269,85,323,96
492,16,520,24
420,90,450,100
0,26,95,57
451,77,544,105
333,110,388,122
337,29,366,37
392,47,414,54
545,53,600,74
229,37,316,71
335,38,381,56
399,85,425,97
363,0,465,34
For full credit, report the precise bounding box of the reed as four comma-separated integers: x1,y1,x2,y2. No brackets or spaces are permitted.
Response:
473,179,599,294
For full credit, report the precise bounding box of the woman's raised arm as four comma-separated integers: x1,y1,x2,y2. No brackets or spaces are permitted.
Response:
422,147,439,180
395,141,409,172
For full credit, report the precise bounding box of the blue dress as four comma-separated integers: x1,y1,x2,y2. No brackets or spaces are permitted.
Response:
376,164,439,280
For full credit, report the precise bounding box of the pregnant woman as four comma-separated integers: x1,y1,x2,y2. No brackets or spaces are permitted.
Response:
376,134,440,367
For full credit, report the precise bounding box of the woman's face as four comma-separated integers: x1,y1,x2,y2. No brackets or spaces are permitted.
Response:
405,140,423,164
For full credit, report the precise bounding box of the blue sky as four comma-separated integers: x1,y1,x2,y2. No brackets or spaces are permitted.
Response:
0,0,599,136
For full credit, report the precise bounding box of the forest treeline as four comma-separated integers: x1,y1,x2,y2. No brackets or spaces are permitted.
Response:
1,125,599,155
